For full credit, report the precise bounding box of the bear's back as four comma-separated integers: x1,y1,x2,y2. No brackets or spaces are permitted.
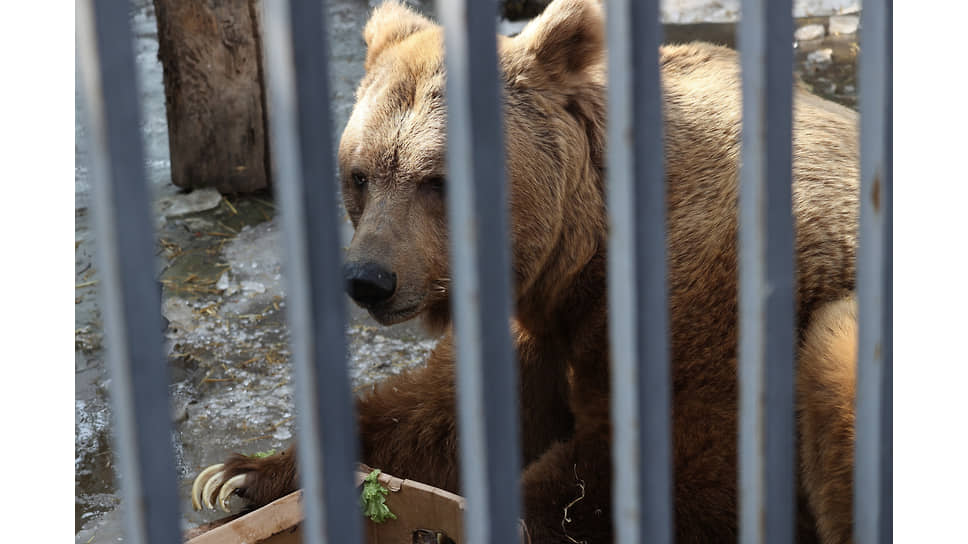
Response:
655,42,858,379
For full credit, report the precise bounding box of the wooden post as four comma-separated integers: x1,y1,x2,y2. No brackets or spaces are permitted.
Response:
152,0,270,194
502,0,552,19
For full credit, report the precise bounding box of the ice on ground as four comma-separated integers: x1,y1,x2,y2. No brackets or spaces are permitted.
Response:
157,188,223,218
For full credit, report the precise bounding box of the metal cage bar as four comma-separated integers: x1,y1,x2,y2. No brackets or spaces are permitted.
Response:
261,1,362,543
605,0,673,542
75,1,181,543
856,0,893,542
437,0,522,542
737,0,796,542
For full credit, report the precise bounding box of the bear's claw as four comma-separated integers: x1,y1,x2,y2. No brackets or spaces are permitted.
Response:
218,474,248,512
192,463,245,513
191,463,223,511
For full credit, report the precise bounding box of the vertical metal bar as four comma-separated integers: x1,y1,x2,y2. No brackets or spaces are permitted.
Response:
605,0,672,542
880,79,893,544
75,1,180,543
856,0,893,542
879,12,893,541
261,1,361,543
737,0,796,542
437,1,521,542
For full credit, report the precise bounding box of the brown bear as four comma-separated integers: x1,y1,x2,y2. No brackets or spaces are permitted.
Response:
192,0,860,542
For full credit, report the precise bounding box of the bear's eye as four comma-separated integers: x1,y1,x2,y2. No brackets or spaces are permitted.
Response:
422,176,446,198
351,171,368,189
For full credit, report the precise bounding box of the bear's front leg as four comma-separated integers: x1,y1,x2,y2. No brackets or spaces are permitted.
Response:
192,333,460,511
519,423,614,544
354,333,460,492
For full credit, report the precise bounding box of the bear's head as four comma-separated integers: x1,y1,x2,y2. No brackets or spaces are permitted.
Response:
338,0,607,332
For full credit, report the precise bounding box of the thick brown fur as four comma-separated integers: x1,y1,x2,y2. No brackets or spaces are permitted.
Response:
212,0,860,542
797,297,858,544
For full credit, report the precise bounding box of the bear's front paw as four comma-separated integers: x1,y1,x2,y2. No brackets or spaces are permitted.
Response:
191,448,297,513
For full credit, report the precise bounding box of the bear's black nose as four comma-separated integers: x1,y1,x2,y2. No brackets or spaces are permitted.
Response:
343,262,396,307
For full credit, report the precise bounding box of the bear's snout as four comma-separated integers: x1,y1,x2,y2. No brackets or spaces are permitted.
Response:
343,261,397,308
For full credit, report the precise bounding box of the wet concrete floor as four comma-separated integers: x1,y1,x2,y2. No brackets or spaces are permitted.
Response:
74,1,861,541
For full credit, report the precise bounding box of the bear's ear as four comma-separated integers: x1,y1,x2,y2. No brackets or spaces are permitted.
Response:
363,1,434,70
514,0,604,77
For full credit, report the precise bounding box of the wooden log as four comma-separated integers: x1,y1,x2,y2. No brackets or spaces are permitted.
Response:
152,0,270,194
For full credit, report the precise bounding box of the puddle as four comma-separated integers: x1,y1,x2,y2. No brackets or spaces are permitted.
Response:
75,1,860,541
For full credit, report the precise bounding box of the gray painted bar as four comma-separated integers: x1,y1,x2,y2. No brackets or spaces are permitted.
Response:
737,0,796,542
75,1,181,542
437,0,522,542
261,1,361,543
605,0,673,542
856,0,893,542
